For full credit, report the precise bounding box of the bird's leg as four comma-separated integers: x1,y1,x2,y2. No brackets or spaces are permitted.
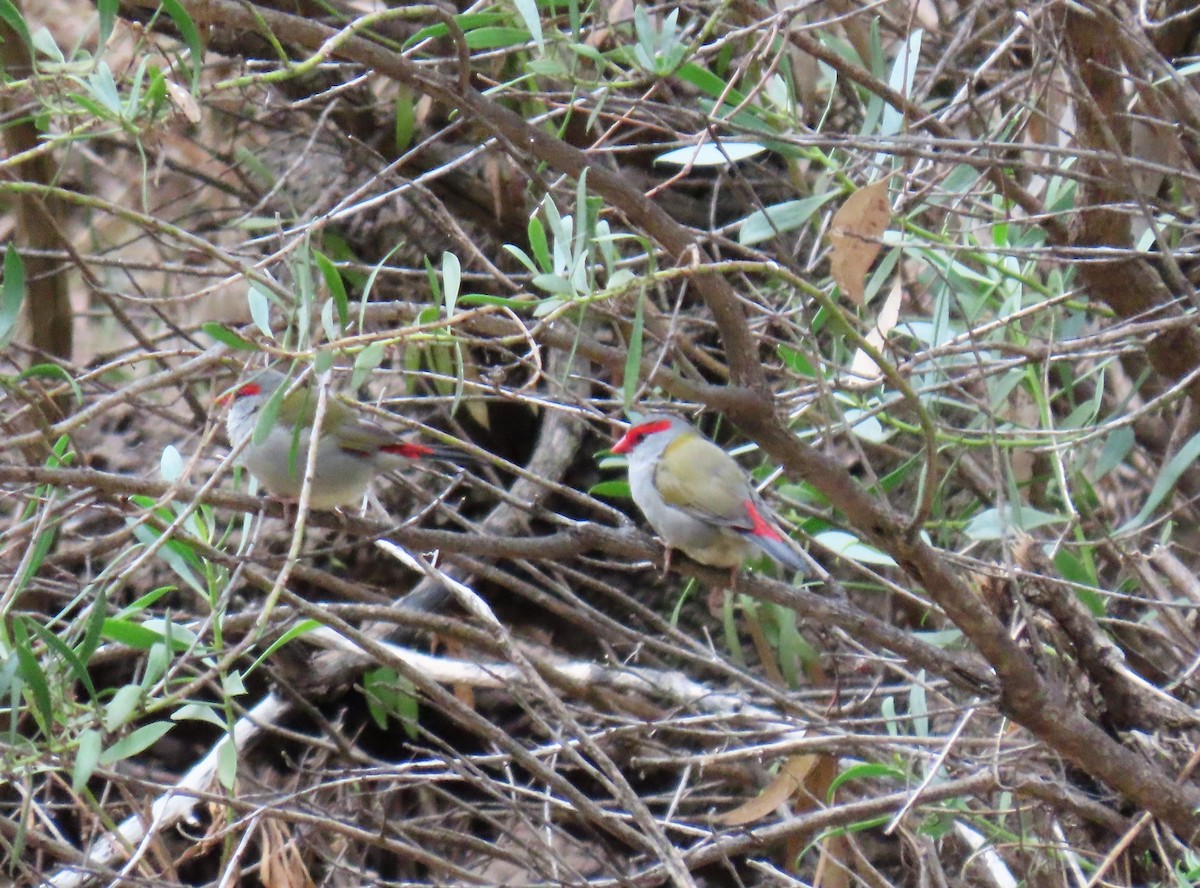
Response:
266,494,297,525
660,546,675,579
706,585,722,619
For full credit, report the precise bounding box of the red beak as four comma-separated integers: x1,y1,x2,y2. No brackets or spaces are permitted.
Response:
610,429,637,454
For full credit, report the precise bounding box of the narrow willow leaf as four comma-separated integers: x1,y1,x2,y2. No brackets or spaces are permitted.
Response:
622,289,644,409
201,322,257,351
0,244,26,347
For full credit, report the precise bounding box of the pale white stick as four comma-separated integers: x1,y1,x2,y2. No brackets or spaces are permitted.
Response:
47,694,290,888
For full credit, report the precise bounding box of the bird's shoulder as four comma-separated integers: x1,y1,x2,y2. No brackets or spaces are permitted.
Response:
654,433,752,525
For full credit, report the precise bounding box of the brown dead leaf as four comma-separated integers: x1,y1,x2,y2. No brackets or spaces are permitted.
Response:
795,755,842,879
433,634,478,708
260,818,317,888
829,179,891,306
164,79,201,124
814,832,854,887
716,754,819,826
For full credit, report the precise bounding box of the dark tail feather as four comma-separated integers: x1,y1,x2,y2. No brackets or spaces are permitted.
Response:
747,534,808,573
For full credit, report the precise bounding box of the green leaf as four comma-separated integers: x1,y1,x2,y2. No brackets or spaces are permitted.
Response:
441,251,460,315
810,530,895,566
20,363,83,405
403,12,507,49
88,62,121,114
72,729,103,791
13,527,55,598
1118,429,1200,534
30,27,63,63
1053,549,1104,615
622,289,644,409
844,407,891,444
829,762,906,796
252,372,289,446
908,672,928,737
655,141,766,167
159,444,183,482
246,619,319,675
25,618,96,699
101,617,175,649
76,586,109,666
130,524,204,594
142,642,170,690
172,702,227,728
12,619,52,730
217,739,238,789
512,0,544,52
457,293,536,311
352,342,384,389
739,193,838,245
247,283,273,339
158,0,202,90
104,684,143,731
363,667,420,738
531,273,574,295
0,244,26,348
69,91,111,120
588,479,630,498
963,505,1065,541
777,344,816,377
223,670,247,696
113,585,174,620
880,29,922,139
675,61,747,106
357,241,405,329
99,721,174,765
394,85,415,152
721,589,744,666
0,0,31,53
313,251,348,329
1094,426,1133,480
97,0,119,49
528,216,551,273
319,298,337,344
464,26,533,50
201,322,257,351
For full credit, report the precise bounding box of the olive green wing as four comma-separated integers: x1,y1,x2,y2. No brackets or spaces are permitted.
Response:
653,434,755,531
277,386,390,450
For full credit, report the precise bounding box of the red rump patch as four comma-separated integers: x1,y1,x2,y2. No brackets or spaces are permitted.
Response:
743,499,783,540
381,442,435,459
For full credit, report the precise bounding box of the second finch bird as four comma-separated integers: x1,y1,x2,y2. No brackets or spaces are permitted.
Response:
221,368,468,509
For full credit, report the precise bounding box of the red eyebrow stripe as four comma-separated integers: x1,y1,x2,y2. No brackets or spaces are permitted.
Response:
216,381,261,405
612,418,674,453
633,419,673,436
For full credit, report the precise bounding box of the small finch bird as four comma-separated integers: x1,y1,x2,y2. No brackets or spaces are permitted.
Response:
611,413,806,575
220,367,469,509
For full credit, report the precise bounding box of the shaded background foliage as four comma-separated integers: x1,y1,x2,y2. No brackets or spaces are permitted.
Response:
4,0,1200,884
